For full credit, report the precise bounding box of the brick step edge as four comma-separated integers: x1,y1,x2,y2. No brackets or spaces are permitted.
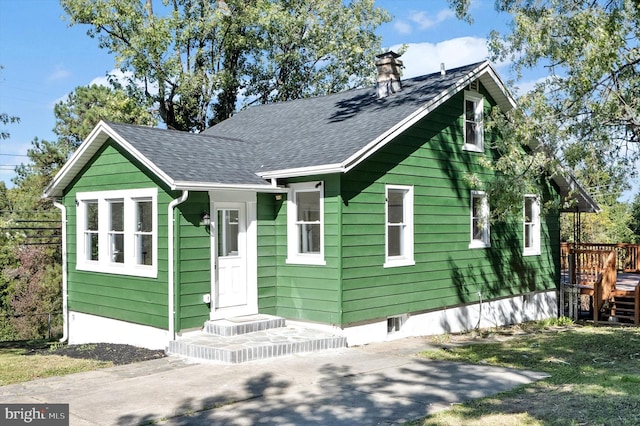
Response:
204,316,286,336
167,336,347,364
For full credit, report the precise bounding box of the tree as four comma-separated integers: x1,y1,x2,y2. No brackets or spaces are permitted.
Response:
0,113,20,141
61,0,390,131
561,200,637,243
3,245,62,340
446,0,639,223
630,193,640,240
54,83,156,149
1,66,20,140
0,79,157,340
449,0,639,179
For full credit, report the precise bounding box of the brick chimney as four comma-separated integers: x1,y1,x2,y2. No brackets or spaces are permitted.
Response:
375,51,403,98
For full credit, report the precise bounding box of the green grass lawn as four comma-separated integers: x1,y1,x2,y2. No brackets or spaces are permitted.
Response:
414,321,640,426
0,340,112,386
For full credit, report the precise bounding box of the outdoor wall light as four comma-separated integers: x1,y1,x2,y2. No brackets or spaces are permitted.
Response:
201,212,211,227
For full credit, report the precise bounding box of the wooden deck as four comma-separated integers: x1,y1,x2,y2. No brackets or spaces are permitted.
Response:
616,272,640,292
560,244,640,325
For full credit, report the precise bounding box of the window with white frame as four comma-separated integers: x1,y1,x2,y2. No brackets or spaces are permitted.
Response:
84,200,99,261
464,91,484,152
470,191,490,248
385,185,414,268
523,195,541,255
135,199,154,265
76,188,158,277
287,182,325,265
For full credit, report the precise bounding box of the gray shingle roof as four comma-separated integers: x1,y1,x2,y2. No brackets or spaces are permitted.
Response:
45,60,600,213
111,61,485,186
105,122,268,186
47,61,494,196
204,62,484,174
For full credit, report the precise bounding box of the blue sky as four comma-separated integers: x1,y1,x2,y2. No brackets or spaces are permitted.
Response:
0,0,635,199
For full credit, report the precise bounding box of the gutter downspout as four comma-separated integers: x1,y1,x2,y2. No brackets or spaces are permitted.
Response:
53,201,68,343
168,191,189,341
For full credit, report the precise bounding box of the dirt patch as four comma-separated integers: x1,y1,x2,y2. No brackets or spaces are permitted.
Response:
32,343,166,365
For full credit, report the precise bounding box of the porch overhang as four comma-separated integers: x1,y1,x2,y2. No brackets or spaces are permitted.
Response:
553,172,600,213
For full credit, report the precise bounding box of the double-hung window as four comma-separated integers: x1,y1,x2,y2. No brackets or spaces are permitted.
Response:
385,185,414,268
108,200,124,263
135,199,154,265
523,195,541,255
76,188,157,277
287,182,325,265
469,190,490,248
463,91,484,152
84,200,99,261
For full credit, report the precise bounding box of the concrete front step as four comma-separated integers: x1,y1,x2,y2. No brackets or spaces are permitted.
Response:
204,314,286,336
167,324,347,364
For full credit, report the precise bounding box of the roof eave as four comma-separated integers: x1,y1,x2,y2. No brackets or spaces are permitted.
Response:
43,121,175,199
257,163,343,180
173,180,286,193
553,172,601,213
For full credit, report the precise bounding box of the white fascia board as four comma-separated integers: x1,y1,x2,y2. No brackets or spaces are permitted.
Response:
343,62,500,173
479,64,517,111
257,163,343,180
44,120,175,198
173,181,287,193
44,121,110,198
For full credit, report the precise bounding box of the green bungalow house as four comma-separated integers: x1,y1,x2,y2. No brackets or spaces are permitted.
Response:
44,54,598,351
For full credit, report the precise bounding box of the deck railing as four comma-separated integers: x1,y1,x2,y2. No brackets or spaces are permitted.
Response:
560,243,639,325
561,243,640,274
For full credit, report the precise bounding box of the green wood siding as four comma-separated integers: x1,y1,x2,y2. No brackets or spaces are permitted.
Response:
175,192,211,331
339,89,560,325
256,87,561,328
257,193,280,315
256,175,343,324
63,141,174,329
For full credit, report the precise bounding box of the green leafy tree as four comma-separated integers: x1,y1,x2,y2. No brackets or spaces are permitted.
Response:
3,245,62,340
630,193,640,240
448,0,639,225
60,0,390,131
0,113,20,141
54,83,156,149
561,200,636,243
0,80,157,339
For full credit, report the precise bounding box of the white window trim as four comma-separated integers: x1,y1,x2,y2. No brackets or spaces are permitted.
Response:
286,182,326,265
469,190,490,249
523,195,541,256
76,188,158,278
463,91,484,153
384,185,415,268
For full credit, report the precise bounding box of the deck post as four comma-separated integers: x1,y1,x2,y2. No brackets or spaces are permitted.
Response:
635,286,640,325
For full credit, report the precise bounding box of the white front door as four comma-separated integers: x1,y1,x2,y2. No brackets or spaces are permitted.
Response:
215,202,247,309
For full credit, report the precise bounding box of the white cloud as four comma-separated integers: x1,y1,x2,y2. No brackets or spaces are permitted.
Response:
89,69,134,87
389,37,490,79
48,65,71,81
410,9,455,30
393,20,412,35
513,76,548,96
49,69,141,109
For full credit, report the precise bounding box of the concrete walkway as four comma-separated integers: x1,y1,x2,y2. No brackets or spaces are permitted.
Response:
1,337,548,425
